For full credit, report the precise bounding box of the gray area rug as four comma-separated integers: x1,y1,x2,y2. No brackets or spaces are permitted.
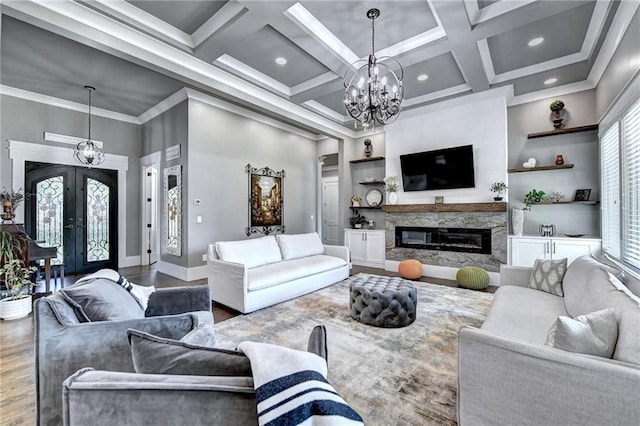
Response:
213,273,494,425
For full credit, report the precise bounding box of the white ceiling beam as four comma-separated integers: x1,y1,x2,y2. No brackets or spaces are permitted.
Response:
191,1,248,47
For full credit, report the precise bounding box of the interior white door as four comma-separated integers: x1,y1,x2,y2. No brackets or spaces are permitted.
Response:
322,177,340,245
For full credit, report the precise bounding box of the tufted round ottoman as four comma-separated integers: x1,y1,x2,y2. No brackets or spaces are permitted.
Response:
350,276,417,328
456,267,490,290
398,259,423,280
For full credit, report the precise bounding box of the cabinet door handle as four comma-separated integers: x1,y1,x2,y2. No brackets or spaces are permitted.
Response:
552,242,556,255
545,242,549,254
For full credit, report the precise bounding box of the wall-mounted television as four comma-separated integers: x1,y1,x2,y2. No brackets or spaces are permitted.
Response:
400,144,475,191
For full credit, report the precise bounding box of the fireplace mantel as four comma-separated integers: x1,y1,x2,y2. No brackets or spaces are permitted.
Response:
382,202,507,213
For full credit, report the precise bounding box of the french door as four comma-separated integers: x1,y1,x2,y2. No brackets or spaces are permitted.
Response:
25,162,118,275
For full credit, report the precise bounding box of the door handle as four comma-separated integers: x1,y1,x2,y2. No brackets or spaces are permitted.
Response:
552,242,556,255
64,225,74,229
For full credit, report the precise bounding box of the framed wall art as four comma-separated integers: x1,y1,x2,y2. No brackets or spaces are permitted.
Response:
245,164,285,236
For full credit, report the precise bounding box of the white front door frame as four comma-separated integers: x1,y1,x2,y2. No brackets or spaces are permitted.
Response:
140,151,161,265
8,140,136,268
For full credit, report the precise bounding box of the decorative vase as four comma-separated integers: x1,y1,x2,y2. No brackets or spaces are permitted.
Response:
555,155,564,165
352,201,360,207
511,208,524,236
387,192,398,205
493,196,503,201
552,110,564,129
0,296,32,320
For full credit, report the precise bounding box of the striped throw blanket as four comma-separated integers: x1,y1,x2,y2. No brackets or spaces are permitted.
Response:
238,341,363,426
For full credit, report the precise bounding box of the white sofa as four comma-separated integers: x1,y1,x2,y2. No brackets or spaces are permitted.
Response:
207,233,350,313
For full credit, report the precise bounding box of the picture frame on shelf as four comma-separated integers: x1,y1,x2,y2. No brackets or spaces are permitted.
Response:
574,188,591,202
434,196,444,204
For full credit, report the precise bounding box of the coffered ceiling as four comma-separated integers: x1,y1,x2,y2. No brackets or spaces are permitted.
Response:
0,0,635,138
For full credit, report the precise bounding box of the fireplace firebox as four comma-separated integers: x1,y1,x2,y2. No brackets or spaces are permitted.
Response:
395,226,491,254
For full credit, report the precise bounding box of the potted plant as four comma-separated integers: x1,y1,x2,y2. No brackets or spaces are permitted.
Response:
383,175,399,204
0,188,25,223
490,181,507,201
523,189,547,210
0,256,37,320
351,196,362,207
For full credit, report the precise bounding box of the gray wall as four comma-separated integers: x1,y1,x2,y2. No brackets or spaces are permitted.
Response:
0,94,142,258
595,7,640,121
507,90,600,236
186,99,318,268
141,100,189,267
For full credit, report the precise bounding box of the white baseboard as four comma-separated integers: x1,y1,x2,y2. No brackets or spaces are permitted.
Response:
157,261,208,282
385,260,500,286
120,255,141,268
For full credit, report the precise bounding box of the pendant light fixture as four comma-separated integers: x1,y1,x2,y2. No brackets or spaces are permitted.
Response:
74,85,105,167
343,8,404,130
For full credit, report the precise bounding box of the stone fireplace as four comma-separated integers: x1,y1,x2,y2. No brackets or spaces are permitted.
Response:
384,203,507,272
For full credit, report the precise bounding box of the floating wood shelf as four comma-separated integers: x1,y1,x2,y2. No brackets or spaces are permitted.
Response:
349,206,382,210
508,164,574,173
359,181,384,185
382,202,507,213
350,156,385,164
535,201,599,205
527,124,598,139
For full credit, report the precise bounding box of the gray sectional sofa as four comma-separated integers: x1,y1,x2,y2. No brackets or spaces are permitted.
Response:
458,255,640,425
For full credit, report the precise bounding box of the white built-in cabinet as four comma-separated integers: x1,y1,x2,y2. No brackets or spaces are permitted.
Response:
344,229,385,267
509,236,601,267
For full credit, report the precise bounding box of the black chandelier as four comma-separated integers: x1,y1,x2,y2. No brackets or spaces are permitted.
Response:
343,8,404,129
74,85,105,167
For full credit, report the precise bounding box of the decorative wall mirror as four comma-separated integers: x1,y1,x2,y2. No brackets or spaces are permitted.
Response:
163,165,182,256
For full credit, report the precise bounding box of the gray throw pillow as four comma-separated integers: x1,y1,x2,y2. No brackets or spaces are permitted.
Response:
179,322,218,347
60,278,145,322
529,258,568,296
127,329,252,376
545,308,618,358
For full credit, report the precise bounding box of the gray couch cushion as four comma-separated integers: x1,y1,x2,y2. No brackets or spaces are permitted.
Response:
179,322,217,347
482,286,568,345
128,329,252,376
529,258,567,296
563,255,622,317
546,308,618,358
61,278,145,322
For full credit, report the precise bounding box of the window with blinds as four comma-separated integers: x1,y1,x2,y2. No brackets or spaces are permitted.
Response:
622,99,640,269
601,124,620,258
602,96,640,272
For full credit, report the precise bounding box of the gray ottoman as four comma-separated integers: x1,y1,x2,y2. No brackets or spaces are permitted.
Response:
350,276,418,328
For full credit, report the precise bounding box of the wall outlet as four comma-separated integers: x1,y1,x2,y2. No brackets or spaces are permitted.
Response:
202,254,207,262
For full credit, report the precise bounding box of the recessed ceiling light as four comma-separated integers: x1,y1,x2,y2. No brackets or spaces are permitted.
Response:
417,74,428,81
544,78,558,85
275,57,287,65
528,37,544,47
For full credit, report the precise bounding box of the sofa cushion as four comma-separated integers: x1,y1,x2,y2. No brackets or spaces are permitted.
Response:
545,308,618,358
60,278,145,322
529,258,567,296
481,286,568,345
562,257,640,364
215,236,282,269
276,232,324,261
247,255,347,292
179,322,217,347
128,329,252,376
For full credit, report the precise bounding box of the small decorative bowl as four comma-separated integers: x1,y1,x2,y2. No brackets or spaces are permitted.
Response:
364,177,375,182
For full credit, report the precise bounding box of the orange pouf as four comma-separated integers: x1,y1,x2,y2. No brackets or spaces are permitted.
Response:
398,259,423,280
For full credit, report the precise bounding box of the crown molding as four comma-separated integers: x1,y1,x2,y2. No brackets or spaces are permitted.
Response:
509,80,593,107
0,85,140,124
191,2,247,47
214,54,291,97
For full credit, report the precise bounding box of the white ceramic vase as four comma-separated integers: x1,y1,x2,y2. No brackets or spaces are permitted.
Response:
0,296,32,320
511,208,524,236
387,192,398,205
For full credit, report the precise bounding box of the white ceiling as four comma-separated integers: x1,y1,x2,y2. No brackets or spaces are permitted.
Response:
0,0,634,138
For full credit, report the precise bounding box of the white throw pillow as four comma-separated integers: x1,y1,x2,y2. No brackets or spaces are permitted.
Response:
276,233,325,260
545,308,618,358
215,236,282,269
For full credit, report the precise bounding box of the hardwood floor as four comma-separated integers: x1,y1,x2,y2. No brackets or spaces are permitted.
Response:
0,264,492,425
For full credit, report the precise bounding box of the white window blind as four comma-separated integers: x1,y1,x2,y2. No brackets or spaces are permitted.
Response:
622,98,640,269
601,123,620,258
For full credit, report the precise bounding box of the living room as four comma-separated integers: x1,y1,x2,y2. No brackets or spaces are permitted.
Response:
1,1,639,425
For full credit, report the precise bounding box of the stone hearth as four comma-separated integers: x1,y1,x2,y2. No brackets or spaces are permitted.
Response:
385,205,507,272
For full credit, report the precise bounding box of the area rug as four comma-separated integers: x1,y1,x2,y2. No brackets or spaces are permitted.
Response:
213,273,494,425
